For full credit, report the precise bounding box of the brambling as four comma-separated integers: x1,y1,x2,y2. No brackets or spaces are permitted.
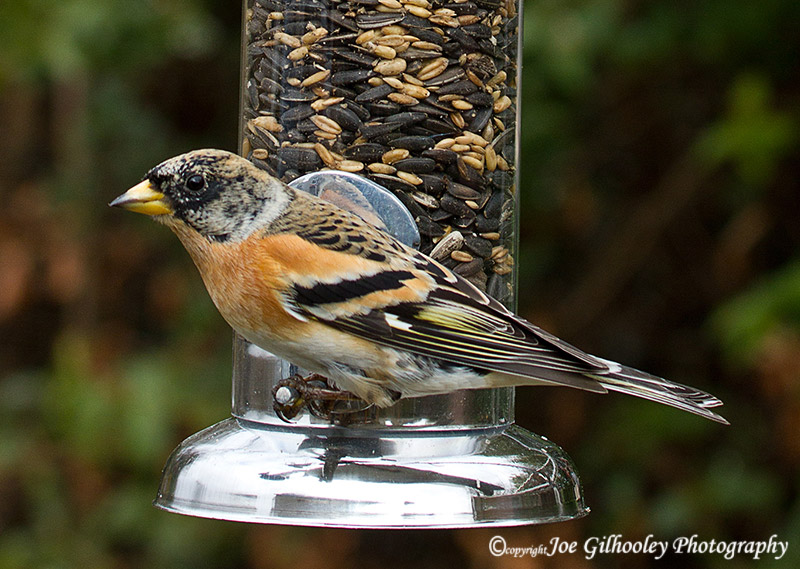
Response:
110,149,727,424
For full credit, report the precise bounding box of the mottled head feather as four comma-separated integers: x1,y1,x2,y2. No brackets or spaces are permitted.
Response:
145,149,291,242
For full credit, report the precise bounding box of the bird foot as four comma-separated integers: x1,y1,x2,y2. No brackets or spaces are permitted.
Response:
272,374,371,423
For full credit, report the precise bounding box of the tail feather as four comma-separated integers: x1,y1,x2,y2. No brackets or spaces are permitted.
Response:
590,362,729,424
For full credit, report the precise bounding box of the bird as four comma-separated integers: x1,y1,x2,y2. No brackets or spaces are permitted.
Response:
110,149,728,424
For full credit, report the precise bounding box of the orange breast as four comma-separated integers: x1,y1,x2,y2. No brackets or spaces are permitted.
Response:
172,227,380,336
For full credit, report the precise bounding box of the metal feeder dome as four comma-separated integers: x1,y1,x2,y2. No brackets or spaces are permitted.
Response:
154,172,588,528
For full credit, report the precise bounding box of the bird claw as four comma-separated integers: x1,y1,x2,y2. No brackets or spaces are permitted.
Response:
272,374,371,423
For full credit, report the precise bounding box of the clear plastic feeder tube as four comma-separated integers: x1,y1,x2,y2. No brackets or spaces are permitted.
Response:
241,0,521,307
152,0,589,527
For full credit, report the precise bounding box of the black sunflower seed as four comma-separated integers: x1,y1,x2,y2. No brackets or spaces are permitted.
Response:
446,27,480,51
354,83,394,102
462,23,493,39
445,2,479,15
280,104,315,124
452,210,477,228
453,258,483,277
285,128,306,143
322,47,376,66
478,38,502,58
324,105,363,131
474,214,500,233
418,174,447,195
384,111,428,125
341,99,370,121
464,235,493,259
455,156,486,188
465,55,496,80
393,157,437,174
401,14,432,29
420,148,457,165
326,11,360,32
257,94,284,114
466,91,495,106
487,273,505,299
343,143,388,162
404,125,440,137
277,21,310,35
296,118,319,133
371,131,404,146
413,28,445,44
430,208,452,222
447,180,482,200
359,121,404,139
330,68,375,85
483,190,504,219
468,107,493,132
276,146,322,170
389,136,435,153
285,65,322,82
422,118,460,134
440,193,471,217
364,100,402,116
416,215,445,237
488,170,513,191
438,80,480,96
244,0,519,303
284,0,326,10
259,76,284,95
411,102,449,117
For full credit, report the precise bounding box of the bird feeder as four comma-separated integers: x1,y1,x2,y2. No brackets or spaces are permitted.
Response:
154,0,588,527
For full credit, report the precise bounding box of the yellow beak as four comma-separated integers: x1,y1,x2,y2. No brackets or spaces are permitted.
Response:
109,180,173,216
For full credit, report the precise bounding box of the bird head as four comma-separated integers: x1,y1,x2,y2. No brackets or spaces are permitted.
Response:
110,149,291,242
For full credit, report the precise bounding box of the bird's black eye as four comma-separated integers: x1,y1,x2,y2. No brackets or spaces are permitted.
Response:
185,174,205,192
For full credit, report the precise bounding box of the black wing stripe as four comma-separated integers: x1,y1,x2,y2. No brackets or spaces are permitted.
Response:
286,235,613,389
294,270,415,307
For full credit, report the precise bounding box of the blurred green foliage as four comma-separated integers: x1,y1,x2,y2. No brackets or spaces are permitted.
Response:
713,260,800,365
0,0,219,80
1,0,799,568
696,74,796,187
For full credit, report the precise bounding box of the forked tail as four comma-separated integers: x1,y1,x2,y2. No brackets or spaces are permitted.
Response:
591,361,728,424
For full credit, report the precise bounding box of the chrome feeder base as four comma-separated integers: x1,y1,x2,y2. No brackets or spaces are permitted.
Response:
154,173,588,527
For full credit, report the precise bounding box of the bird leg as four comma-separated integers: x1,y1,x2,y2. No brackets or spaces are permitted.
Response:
272,374,370,422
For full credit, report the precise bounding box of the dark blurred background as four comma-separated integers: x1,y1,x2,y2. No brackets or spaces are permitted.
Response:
1,1,798,567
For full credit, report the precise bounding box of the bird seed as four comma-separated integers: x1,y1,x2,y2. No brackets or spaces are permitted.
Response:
243,0,519,304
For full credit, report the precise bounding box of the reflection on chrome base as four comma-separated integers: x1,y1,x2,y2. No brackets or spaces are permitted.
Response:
153,337,588,528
